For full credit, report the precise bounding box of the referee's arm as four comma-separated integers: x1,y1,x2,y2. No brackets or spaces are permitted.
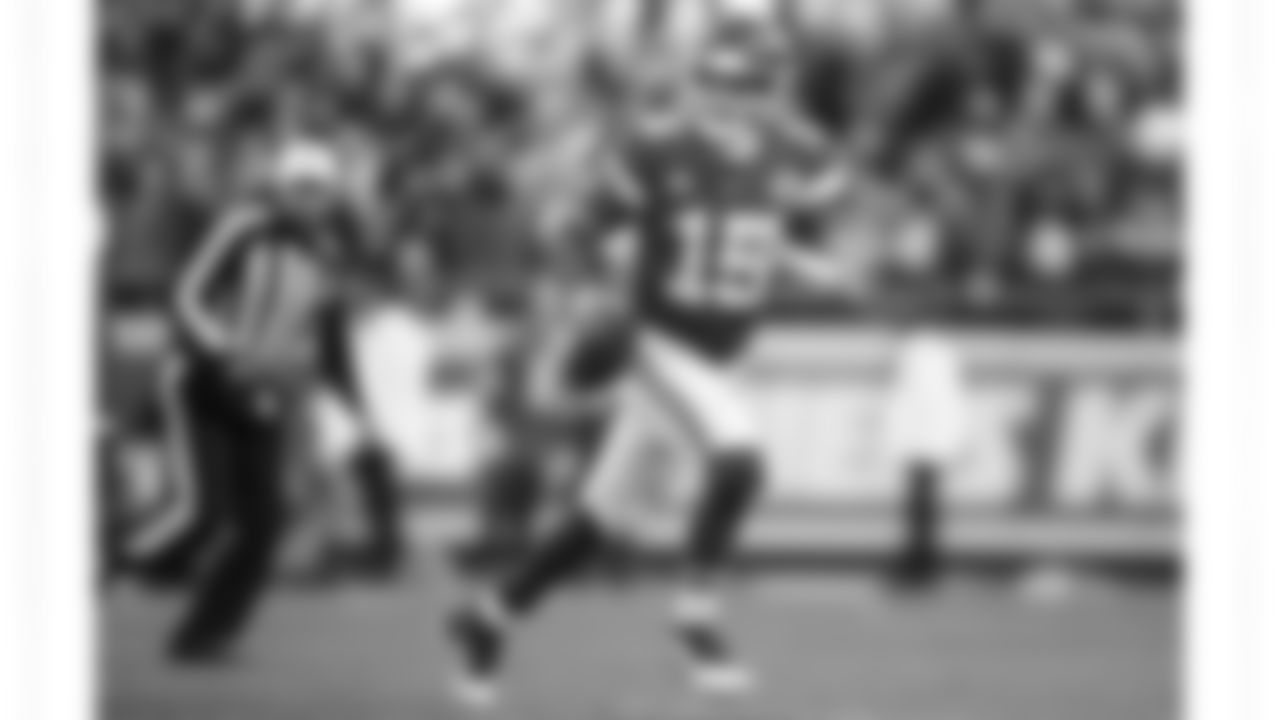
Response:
174,207,259,356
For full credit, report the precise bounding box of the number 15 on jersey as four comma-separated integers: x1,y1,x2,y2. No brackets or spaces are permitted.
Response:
668,210,779,312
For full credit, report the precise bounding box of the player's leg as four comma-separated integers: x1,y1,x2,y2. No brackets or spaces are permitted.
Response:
640,337,764,692
128,361,226,588
447,383,654,705
348,442,402,578
311,388,404,581
342,304,425,580
674,445,764,693
686,446,763,585
447,508,608,707
164,377,242,659
894,460,942,592
97,422,126,587
292,388,358,583
475,438,544,569
170,401,286,661
447,503,608,700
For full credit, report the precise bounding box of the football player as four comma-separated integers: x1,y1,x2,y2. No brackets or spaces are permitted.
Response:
447,26,858,706
302,238,411,584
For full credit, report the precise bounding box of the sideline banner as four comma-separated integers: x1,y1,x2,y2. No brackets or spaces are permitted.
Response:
388,326,1179,559
389,327,1180,520
104,314,1180,522
746,329,1179,516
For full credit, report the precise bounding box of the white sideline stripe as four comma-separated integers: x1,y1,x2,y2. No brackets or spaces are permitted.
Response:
403,509,1176,560
128,360,197,557
616,694,891,720
752,580,889,608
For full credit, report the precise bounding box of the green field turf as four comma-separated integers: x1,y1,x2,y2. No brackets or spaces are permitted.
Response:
101,576,1177,720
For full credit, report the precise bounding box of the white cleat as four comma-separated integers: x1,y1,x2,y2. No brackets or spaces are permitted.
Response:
691,661,758,697
1019,565,1079,607
451,674,501,711
672,590,725,626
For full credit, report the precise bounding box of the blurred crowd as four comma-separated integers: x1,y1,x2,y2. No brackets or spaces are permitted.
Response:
100,0,1182,328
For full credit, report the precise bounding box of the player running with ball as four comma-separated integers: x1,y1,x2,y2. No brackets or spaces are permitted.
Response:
448,27,859,707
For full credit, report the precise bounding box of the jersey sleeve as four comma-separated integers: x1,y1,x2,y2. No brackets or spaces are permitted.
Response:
592,120,675,221
588,149,644,230
173,204,263,355
563,134,657,276
774,127,846,247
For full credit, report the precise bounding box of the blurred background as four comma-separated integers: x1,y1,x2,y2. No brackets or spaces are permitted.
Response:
98,3,1180,716
98,0,1181,573
99,0,1180,324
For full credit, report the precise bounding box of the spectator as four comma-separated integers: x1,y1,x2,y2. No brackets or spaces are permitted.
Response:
884,320,974,592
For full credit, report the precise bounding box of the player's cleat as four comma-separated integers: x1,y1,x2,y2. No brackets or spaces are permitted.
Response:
1019,564,1079,606
447,604,505,705
167,634,240,667
671,588,756,695
691,659,758,696
673,589,726,627
450,672,501,711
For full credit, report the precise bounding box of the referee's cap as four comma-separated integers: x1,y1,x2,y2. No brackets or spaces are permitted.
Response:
268,138,343,189
696,20,785,92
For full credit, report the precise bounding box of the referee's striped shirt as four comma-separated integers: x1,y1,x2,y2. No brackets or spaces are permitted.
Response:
174,202,334,381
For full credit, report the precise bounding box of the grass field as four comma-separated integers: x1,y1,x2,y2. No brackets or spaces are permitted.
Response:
101,575,1178,720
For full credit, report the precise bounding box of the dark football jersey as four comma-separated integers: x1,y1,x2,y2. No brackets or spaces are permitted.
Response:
600,113,826,361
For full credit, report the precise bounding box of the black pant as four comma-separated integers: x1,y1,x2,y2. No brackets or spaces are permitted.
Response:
895,462,943,591
168,359,286,653
354,447,403,575
473,440,543,571
97,432,127,586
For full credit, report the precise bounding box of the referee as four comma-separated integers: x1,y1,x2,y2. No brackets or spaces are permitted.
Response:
159,140,349,662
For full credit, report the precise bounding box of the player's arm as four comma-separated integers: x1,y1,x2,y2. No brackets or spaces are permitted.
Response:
772,102,853,210
524,330,597,424
527,314,630,425
173,205,260,356
777,164,850,222
566,141,648,318
773,152,863,295
776,238,862,297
